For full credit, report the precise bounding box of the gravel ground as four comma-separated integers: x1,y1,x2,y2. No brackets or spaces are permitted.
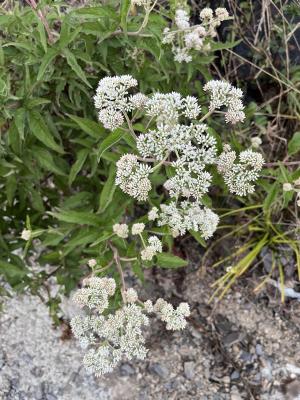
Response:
1,265,300,400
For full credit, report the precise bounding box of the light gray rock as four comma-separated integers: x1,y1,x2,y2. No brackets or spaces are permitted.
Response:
184,361,196,380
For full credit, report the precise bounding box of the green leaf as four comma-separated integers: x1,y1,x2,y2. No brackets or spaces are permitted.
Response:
190,230,207,248
288,132,300,156
62,49,92,88
98,164,116,212
97,129,124,161
263,182,279,214
6,174,17,206
70,6,117,19
37,48,58,81
69,148,89,186
33,147,66,176
29,111,64,154
210,39,241,51
30,189,45,212
0,259,28,286
68,114,106,139
120,0,131,32
63,228,100,255
49,209,103,226
36,18,47,53
14,108,26,140
156,252,188,268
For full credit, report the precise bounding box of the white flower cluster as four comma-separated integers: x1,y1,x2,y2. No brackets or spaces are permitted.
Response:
141,236,162,261
144,92,201,127
94,75,147,130
157,200,219,238
71,278,190,375
73,277,116,313
116,154,151,201
203,80,245,124
112,220,162,261
162,7,230,63
138,123,217,202
153,298,190,330
94,75,262,240
217,145,264,196
131,223,145,235
113,223,129,238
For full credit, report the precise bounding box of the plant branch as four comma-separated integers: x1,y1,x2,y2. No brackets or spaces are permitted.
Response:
25,0,54,44
110,243,127,303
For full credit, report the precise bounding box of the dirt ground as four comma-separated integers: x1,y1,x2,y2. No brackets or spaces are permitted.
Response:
1,257,300,400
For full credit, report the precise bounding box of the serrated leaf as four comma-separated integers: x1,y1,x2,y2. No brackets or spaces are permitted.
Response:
29,111,64,154
14,108,26,140
98,164,116,212
63,49,91,88
156,252,188,268
288,132,300,156
97,129,124,161
37,48,58,81
68,114,106,139
69,148,89,186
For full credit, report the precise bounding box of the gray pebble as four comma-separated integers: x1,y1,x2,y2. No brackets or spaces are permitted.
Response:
240,351,252,362
45,394,58,400
149,363,169,379
184,361,196,380
120,363,135,376
256,344,263,356
230,370,240,380
223,331,242,347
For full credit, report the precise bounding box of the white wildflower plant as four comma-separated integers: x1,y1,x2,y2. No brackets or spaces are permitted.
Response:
94,74,264,240
71,74,264,376
162,7,231,63
71,277,190,376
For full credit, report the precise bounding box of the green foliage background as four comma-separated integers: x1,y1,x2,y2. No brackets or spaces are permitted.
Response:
0,0,299,307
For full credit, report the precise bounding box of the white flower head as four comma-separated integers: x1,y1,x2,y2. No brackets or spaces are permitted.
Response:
158,201,219,238
251,136,262,148
94,75,143,131
88,259,97,268
217,146,264,196
148,207,159,221
132,223,145,235
113,223,129,238
203,80,245,124
215,8,229,21
175,9,190,30
154,299,190,330
21,229,31,241
283,182,293,192
116,154,152,201
73,277,116,312
124,288,138,303
200,8,213,20
98,108,124,131
141,236,162,261
143,299,154,313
